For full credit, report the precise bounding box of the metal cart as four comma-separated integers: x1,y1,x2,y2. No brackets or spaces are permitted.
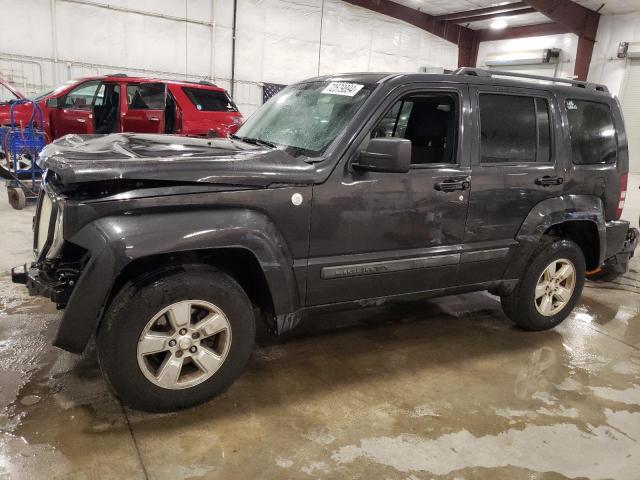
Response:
1,100,47,210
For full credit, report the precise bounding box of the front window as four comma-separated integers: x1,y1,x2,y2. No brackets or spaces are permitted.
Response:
371,93,458,165
234,81,373,157
62,80,102,109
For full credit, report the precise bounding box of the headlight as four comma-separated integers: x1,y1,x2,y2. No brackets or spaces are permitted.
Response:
35,193,53,256
33,189,65,260
46,205,64,259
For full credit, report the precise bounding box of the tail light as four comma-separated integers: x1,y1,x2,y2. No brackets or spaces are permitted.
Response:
615,172,628,220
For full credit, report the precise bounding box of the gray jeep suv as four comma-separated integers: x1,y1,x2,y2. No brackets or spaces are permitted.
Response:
12,68,638,411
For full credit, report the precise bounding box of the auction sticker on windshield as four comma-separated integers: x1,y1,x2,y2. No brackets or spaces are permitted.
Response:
322,82,364,96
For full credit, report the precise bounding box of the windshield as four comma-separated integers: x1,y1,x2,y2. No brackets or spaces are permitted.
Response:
235,81,373,158
33,79,80,101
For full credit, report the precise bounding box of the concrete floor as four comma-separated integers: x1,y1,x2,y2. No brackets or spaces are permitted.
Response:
0,178,639,480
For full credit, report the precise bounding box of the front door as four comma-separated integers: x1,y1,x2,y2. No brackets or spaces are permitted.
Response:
50,80,101,139
306,85,471,305
460,86,565,283
122,82,166,133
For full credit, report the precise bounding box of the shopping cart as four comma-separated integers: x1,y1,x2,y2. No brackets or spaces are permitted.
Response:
2,99,48,209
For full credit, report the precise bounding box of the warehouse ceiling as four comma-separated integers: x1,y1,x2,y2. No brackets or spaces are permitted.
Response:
389,0,639,29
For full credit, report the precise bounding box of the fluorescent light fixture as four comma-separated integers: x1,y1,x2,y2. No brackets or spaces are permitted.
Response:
491,18,508,29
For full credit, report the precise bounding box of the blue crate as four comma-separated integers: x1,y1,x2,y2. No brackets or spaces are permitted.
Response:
2,100,46,179
4,128,46,174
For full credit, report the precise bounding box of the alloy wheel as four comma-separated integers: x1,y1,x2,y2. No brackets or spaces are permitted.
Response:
136,300,232,389
534,259,576,317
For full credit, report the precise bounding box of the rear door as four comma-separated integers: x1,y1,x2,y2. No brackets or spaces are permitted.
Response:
462,85,565,283
49,80,101,138
122,82,166,133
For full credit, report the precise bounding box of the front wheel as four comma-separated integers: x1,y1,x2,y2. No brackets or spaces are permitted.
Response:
501,238,585,331
97,265,255,412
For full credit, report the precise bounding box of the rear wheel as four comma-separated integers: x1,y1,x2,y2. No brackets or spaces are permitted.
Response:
97,265,255,412
501,238,585,331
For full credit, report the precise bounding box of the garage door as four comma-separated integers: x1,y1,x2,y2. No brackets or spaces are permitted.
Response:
621,59,640,173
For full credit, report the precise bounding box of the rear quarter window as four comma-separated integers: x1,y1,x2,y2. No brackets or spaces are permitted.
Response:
182,87,237,112
566,99,617,164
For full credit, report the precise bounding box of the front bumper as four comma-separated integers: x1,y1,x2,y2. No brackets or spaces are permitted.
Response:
11,263,72,305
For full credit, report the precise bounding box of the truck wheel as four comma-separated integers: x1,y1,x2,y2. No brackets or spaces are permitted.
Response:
501,238,585,331
97,265,255,412
7,187,26,210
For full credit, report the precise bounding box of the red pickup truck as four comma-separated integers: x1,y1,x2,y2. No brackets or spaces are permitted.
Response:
0,75,244,141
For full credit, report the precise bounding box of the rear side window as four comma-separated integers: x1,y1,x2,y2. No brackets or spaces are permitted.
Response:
127,83,165,110
479,94,551,164
182,87,237,112
566,99,617,164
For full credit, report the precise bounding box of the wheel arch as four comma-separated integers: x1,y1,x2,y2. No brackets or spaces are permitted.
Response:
506,195,606,280
53,209,299,354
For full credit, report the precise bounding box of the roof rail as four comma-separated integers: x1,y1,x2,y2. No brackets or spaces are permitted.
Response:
198,80,216,86
109,73,128,77
452,67,609,92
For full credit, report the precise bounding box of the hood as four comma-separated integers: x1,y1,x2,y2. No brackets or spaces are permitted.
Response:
39,133,317,187
0,77,25,100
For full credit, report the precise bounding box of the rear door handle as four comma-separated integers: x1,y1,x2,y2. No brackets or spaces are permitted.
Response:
149,116,160,122
434,178,470,192
535,176,564,186
76,118,86,124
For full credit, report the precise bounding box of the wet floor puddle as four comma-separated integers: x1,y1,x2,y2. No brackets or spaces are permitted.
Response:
0,262,638,479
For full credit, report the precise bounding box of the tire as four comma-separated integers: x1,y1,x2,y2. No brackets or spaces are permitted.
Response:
7,187,26,210
97,264,256,412
501,238,585,331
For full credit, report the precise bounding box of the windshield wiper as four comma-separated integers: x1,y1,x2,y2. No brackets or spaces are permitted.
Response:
230,135,278,149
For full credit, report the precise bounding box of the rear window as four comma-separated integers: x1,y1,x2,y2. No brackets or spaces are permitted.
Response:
479,94,551,164
566,99,617,164
182,87,237,112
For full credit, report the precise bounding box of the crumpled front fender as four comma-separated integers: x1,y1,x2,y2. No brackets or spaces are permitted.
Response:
53,208,298,353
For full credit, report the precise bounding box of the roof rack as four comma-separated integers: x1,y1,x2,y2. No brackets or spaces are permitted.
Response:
452,67,608,93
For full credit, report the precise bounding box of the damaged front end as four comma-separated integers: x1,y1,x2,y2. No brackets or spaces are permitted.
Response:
11,183,87,309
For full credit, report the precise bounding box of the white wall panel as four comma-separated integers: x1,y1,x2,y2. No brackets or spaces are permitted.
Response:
0,0,54,58
0,0,460,116
476,34,579,80
588,12,640,96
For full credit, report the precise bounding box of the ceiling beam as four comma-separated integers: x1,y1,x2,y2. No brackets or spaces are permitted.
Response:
435,2,527,21
523,0,599,40
450,7,537,26
341,0,477,68
523,0,600,80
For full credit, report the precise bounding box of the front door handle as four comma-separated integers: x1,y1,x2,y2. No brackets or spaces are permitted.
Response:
535,176,564,187
76,118,86,124
434,178,470,192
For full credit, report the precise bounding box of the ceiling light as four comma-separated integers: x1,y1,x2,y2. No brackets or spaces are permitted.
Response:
491,18,508,29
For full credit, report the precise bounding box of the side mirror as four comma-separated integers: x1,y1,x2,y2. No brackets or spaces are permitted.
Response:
46,97,60,108
354,138,411,173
